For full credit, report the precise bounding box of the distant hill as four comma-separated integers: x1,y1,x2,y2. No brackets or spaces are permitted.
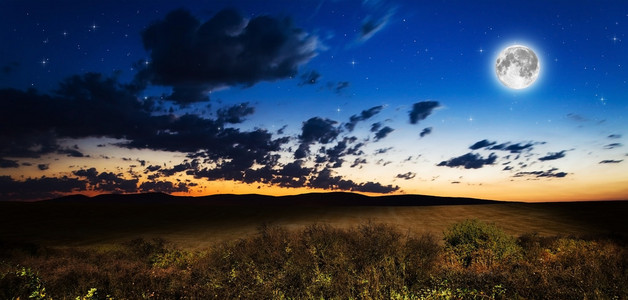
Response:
47,192,506,206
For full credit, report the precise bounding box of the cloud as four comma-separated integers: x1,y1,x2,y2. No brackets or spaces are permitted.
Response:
334,81,350,94
298,70,321,86
513,168,568,178
437,152,498,169
604,143,623,149
350,158,367,168
359,13,392,42
370,122,382,132
608,134,622,139
374,147,393,155
58,147,85,158
538,150,566,161
295,117,340,158
419,127,433,138
469,139,497,150
489,142,538,153
73,168,138,193
395,172,416,180
158,160,200,177
409,101,440,124
373,126,394,141
0,175,87,201
345,105,383,131
216,103,255,124
145,165,162,172
0,158,19,168
139,181,188,193
299,117,340,144
138,9,319,104
566,113,587,122
599,160,623,164
37,164,49,171
357,2,395,43
308,168,398,193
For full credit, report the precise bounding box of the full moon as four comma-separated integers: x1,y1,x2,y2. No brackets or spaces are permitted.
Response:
495,45,540,89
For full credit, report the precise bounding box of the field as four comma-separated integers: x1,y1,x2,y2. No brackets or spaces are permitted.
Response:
1,194,627,299
0,194,626,248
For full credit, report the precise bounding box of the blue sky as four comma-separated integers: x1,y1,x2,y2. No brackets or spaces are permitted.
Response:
0,0,626,201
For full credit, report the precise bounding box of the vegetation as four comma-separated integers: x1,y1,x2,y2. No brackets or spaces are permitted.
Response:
1,220,627,299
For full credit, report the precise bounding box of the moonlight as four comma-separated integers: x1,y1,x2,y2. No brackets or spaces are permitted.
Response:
495,45,540,89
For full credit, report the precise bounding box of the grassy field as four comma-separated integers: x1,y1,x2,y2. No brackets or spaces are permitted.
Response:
1,196,627,299
0,198,626,248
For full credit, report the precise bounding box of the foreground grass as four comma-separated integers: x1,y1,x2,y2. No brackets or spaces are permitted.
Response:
1,220,627,299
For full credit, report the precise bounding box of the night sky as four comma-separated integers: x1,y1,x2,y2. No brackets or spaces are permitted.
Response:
1,0,626,201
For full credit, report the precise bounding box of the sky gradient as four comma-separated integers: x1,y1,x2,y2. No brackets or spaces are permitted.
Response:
1,0,627,202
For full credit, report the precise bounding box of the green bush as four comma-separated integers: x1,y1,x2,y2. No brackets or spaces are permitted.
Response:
443,219,521,268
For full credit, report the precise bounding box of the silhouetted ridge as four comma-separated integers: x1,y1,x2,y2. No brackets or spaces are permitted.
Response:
47,192,505,206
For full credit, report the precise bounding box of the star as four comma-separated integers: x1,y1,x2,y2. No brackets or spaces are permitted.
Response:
350,59,357,67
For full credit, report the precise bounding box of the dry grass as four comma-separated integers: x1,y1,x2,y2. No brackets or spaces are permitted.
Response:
1,220,627,299
0,200,626,249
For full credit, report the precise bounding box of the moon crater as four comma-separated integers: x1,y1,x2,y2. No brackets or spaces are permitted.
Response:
495,45,540,89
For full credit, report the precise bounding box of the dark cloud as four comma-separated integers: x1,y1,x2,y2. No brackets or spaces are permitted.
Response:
566,113,587,122
489,142,538,153
271,160,311,188
373,126,394,141
538,150,566,161
608,134,622,139
308,168,398,193
299,117,340,144
350,158,367,168
0,158,19,168
37,164,49,171
159,160,200,177
73,168,138,193
437,152,498,169
469,139,497,150
0,175,87,201
295,117,340,158
139,9,318,104
216,103,255,124
359,17,389,42
604,143,623,149
334,81,350,94
139,181,188,193
322,139,348,168
395,172,416,180
374,147,393,155
599,160,623,164
513,168,568,178
58,148,85,158
345,105,383,131
145,165,162,172
357,2,394,43
409,101,440,124
370,122,382,132
298,70,321,86
419,127,433,138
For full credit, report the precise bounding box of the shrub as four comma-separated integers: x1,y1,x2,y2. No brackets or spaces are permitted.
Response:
0,265,47,300
443,219,521,268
